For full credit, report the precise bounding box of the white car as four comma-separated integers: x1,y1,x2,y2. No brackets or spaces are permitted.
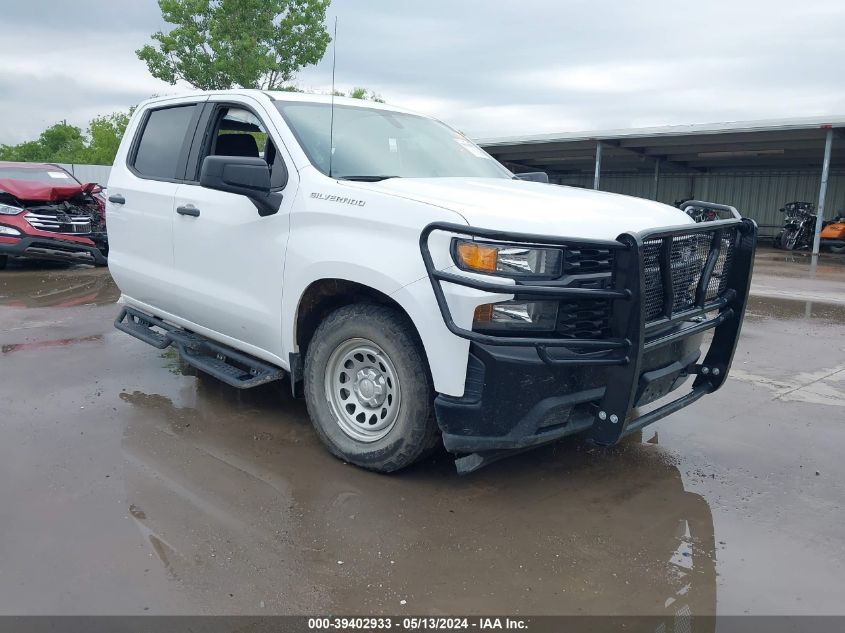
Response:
107,90,756,474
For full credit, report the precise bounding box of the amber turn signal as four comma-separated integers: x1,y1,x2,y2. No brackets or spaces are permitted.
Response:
455,242,498,272
473,303,494,323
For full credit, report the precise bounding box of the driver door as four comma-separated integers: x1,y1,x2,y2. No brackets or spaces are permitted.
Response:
172,98,297,362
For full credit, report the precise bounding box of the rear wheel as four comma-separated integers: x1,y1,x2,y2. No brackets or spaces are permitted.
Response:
304,304,438,472
0,255,7,270
828,243,845,254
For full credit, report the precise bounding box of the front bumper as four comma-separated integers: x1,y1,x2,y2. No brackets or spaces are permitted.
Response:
0,235,108,265
420,201,757,473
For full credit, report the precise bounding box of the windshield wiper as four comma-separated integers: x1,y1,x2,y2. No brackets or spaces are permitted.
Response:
337,175,401,182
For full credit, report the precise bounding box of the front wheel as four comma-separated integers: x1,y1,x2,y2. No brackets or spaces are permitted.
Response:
781,227,800,250
0,255,7,270
828,243,845,254
304,304,439,472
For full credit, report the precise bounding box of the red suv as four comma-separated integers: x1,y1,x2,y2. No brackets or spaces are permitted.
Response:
0,161,108,269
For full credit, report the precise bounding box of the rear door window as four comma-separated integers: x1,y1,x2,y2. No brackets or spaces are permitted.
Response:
132,105,199,181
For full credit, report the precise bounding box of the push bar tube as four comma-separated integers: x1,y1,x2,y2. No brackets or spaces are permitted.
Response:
679,199,742,220
419,222,633,365
420,211,757,444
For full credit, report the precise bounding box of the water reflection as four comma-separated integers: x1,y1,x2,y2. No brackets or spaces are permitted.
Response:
1,334,103,354
745,295,845,323
0,268,119,308
118,367,717,627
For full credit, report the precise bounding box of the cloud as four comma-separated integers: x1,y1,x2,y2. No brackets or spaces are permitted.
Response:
0,28,182,144
1,0,844,145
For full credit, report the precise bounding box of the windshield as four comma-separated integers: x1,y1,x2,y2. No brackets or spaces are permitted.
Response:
276,102,511,180
0,167,78,184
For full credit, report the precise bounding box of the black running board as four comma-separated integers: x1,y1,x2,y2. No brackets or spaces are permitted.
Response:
115,306,284,389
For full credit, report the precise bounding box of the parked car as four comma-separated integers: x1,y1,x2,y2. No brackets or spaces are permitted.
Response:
0,161,108,269
107,90,756,474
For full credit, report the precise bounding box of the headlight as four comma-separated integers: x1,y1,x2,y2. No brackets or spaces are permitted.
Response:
473,300,558,332
453,240,562,277
0,203,23,216
0,225,21,236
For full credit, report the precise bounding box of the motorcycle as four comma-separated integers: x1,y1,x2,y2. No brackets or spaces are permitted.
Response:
775,201,816,250
675,199,720,222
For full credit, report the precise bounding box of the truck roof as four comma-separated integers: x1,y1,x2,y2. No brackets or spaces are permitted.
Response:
137,88,423,118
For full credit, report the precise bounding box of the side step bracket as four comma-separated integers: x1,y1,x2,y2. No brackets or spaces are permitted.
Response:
115,307,284,389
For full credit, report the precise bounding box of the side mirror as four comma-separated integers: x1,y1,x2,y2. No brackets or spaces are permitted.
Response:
514,171,549,184
200,156,282,217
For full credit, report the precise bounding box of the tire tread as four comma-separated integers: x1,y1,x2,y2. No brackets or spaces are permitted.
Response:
303,303,438,473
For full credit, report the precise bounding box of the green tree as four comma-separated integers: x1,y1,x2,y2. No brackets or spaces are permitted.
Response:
347,86,384,103
0,110,133,165
326,87,384,102
137,0,331,90
0,122,86,164
85,110,133,165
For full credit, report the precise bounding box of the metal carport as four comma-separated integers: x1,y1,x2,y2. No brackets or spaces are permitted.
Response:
477,116,845,254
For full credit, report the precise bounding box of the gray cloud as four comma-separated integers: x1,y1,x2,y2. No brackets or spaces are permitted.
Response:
1,0,844,145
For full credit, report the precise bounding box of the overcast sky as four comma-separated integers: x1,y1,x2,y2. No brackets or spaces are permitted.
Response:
1,0,844,145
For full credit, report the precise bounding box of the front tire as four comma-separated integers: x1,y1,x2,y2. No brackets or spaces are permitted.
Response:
0,255,7,270
781,227,799,250
304,304,438,472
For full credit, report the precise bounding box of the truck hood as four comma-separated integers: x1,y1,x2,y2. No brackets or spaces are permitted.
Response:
0,179,94,203
352,177,692,240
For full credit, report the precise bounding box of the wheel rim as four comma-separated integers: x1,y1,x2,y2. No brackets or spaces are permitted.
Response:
324,337,402,443
784,230,798,250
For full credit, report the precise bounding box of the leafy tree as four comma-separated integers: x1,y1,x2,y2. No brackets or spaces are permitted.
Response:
326,87,384,102
137,0,331,90
0,122,86,164
37,123,87,162
347,86,384,103
0,110,133,165
85,110,133,165
0,140,42,163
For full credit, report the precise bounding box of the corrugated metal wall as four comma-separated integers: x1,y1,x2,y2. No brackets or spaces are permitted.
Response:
553,169,845,237
51,163,845,239
55,163,112,186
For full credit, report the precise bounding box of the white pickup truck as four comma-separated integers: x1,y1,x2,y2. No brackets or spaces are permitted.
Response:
107,90,756,474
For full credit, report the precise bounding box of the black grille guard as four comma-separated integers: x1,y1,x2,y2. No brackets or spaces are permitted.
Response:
419,201,757,445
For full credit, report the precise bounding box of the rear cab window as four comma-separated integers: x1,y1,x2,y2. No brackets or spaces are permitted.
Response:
130,104,200,181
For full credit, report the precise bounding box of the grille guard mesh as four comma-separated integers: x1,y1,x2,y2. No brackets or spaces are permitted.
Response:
420,206,757,445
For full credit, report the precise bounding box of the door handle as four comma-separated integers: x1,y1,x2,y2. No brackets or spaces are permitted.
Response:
176,205,200,217
108,194,125,204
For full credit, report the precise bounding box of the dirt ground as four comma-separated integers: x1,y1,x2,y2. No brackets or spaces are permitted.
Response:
1,249,843,618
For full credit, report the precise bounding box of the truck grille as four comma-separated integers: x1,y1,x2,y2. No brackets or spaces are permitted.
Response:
557,298,612,339
562,246,614,275
642,227,738,321
25,212,92,235
556,247,615,338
